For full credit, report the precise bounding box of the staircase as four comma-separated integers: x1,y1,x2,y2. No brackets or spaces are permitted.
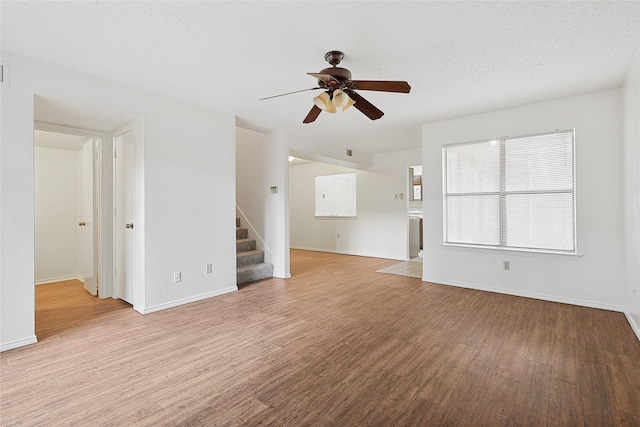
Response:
236,218,274,285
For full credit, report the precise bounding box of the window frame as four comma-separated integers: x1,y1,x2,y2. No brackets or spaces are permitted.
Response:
314,172,357,218
442,129,577,255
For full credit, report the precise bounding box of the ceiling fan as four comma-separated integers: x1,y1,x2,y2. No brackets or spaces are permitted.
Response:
260,51,411,124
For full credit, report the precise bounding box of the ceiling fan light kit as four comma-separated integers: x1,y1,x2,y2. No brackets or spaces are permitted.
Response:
313,89,353,113
313,91,337,113
261,51,411,123
332,89,352,109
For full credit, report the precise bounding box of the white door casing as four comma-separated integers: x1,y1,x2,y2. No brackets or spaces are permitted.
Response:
114,127,135,305
80,139,96,295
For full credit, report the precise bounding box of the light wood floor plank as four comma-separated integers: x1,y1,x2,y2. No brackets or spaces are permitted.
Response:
1,250,639,425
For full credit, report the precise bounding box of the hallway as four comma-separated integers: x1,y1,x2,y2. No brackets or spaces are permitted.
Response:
35,279,130,340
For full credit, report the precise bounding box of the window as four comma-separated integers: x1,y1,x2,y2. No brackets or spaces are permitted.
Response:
443,129,575,253
315,172,356,217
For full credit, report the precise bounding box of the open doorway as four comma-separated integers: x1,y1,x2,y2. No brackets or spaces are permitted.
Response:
408,165,423,260
33,95,141,339
373,164,424,279
288,150,417,276
288,154,359,261
34,128,104,338
34,129,100,293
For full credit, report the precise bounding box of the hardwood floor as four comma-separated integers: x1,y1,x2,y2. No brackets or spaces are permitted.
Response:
2,250,640,426
34,279,133,341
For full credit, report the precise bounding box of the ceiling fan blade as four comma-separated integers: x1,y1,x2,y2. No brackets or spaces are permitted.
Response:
352,80,411,93
259,87,321,101
307,73,339,83
303,105,322,124
347,91,384,120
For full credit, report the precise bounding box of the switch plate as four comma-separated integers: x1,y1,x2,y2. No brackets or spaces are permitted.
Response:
503,261,510,271
399,193,404,200
173,272,182,283
206,263,213,274
337,233,340,239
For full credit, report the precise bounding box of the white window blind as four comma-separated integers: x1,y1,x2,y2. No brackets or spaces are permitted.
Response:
443,129,575,253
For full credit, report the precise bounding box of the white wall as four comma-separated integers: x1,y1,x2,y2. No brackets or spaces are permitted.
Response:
34,147,80,283
1,52,236,351
1,57,37,350
422,89,625,311
288,148,421,261
623,46,640,338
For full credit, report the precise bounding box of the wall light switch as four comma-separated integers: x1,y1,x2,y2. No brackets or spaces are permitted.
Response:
206,263,213,274
173,272,182,283
399,193,404,200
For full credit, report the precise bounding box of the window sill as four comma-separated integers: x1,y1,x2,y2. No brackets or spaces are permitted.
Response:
441,243,582,260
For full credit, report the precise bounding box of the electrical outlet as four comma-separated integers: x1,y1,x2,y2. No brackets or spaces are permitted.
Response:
503,261,510,271
206,263,213,274
173,272,182,283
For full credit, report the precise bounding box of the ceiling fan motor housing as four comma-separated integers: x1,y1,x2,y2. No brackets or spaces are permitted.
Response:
318,50,353,89
319,67,352,82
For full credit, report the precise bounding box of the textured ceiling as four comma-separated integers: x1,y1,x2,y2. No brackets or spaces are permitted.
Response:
3,1,640,154
34,130,92,151
34,96,137,133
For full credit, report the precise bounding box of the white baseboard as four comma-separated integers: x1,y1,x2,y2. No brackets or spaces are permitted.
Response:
135,286,238,315
422,276,626,313
625,312,640,342
1,335,38,353
35,275,84,285
290,246,404,261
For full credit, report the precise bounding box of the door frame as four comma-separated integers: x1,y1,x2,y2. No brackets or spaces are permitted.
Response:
34,122,104,295
407,165,423,261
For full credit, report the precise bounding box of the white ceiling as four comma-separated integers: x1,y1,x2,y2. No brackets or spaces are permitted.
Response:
34,96,137,133
3,1,640,154
34,130,91,151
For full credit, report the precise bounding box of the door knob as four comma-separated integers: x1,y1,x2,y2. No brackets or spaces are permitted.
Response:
125,223,134,229
79,221,86,227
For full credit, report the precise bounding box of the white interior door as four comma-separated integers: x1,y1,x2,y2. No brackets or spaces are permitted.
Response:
79,139,96,295
114,128,135,304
